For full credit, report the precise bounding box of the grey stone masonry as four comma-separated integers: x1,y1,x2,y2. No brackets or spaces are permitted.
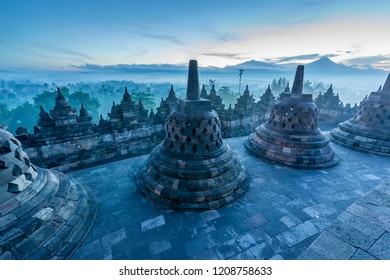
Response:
298,180,390,260
0,128,96,259
246,65,339,169
315,85,357,124
136,60,249,211
18,87,165,172
330,72,390,156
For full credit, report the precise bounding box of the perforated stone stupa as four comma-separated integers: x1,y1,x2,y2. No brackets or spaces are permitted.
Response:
245,65,339,169
0,128,96,259
136,60,249,211
330,73,390,155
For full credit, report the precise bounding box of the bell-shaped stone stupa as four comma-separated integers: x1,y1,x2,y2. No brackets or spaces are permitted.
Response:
0,128,96,259
330,73,390,155
136,60,249,211
245,65,339,169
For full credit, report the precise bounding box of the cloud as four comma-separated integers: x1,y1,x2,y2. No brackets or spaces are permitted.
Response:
340,54,390,70
201,52,247,60
138,33,184,45
0,31,94,63
274,53,340,63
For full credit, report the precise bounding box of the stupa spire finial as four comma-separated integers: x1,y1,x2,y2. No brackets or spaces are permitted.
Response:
291,65,304,94
186,60,200,100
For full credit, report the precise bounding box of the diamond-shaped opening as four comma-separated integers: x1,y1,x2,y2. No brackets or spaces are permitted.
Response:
179,128,184,134
203,127,208,134
180,144,185,153
209,134,215,141
24,172,33,181
186,136,192,144
207,119,212,126
169,142,174,150
213,125,217,132
14,150,22,160
291,124,295,129
215,141,220,148
24,157,31,167
171,126,175,132
167,132,171,138
0,160,7,170
192,128,197,135
192,145,198,154
12,164,23,176
175,134,180,141
205,144,211,152
0,142,12,155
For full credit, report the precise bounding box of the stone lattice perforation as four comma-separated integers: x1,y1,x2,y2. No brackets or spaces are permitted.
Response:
0,132,38,194
354,99,390,127
164,115,223,155
266,103,319,133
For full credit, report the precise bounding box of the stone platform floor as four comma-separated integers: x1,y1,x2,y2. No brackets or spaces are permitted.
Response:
68,135,390,260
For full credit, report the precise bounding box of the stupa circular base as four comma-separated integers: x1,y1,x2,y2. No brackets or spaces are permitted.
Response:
0,168,97,260
330,125,390,156
245,125,339,170
135,144,249,211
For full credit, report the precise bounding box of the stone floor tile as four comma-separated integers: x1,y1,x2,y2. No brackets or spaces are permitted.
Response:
236,233,257,250
309,231,357,260
141,215,165,232
249,242,275,260
149,240,172,256
214,238,242,260
351,249,378,260
368,233,390,260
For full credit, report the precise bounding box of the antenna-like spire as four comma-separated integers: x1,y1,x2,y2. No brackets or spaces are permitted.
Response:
291,65,304,94
186,60,200,100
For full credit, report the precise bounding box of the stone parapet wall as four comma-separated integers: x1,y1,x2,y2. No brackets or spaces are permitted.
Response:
21,124,165,172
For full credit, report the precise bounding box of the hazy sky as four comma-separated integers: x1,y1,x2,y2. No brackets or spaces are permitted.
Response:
1,0,390,69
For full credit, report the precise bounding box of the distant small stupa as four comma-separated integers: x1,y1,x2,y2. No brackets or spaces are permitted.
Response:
245,65,339,169
330,73,390,155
